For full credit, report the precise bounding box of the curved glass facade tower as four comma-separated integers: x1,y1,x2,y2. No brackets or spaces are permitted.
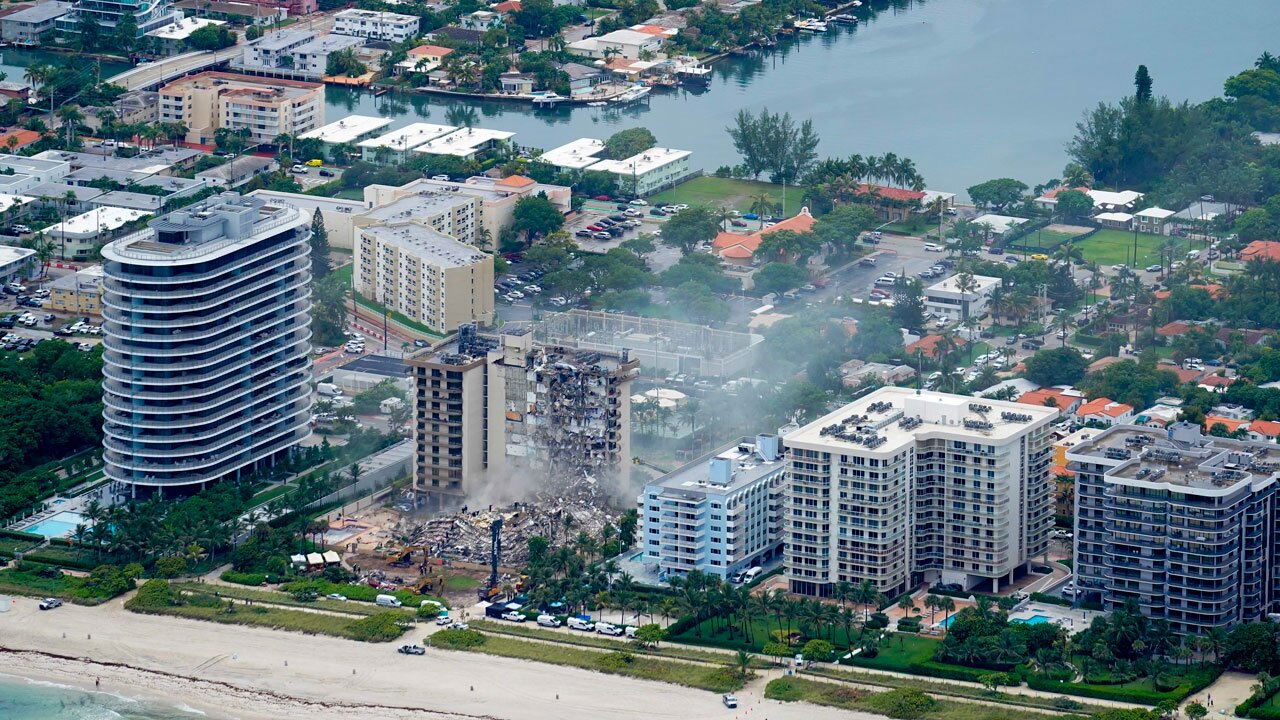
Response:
100,193,313,492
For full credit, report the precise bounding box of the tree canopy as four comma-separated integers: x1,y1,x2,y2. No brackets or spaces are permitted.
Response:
512,193,565,241
1024,346,1088,387
659,207,721,254
603,127,657,161
726,107,820,183
966,178,1028,211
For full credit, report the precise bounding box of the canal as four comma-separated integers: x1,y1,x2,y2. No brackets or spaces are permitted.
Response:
325,0,1280,193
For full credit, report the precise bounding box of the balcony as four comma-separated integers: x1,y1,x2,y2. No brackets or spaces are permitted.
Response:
103,299,310,354
101,252,307,316
103,429,307,487
104,323,310,374
104,396,309,457
102,338,309,390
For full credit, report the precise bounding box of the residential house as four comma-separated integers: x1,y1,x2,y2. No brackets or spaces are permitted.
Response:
240,29,316,70
567,28,667,60
292,33,366,78
80,91,159,131
853,184,925,222
460,9,503,29
1017,387,1084,415
711,207,816,265
559,62,605,92
1133,207,1175,235
145,16,226,55
1087,189,1143,213
1,1,70,45
395,44,453,74
1241,240,1280,263
1075,397,1134,427
1033,186,1090,212
1095,212,1133,230
0,81,32,105
0,129,41,153
838,359,914,387
971,213,1027,240
1198,375,1237,394
1204,415,1249,436
431,26,483,43
1247,420,1280,443
498,72,536,94
904,333,966,361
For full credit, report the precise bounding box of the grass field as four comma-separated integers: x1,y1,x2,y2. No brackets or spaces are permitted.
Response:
806,665,1109,714
433,629,748,693
649,176,806,216
766,676,1079,720
442,575,480,591
670,616,867,653
469,619,773,668
1075,229,1166,266
847,634,940,672
171,582,416,618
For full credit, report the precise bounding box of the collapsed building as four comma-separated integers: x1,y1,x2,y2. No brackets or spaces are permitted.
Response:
407,324,639,510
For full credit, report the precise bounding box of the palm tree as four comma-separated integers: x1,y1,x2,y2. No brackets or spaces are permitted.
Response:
348,462,363,485
923,594,940,622
1054,312,1072,346
938,596,956,624
733,650,753,679
748,192,777,219
896,595,915,618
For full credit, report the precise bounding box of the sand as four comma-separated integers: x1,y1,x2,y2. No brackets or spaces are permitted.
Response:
0,594,870,720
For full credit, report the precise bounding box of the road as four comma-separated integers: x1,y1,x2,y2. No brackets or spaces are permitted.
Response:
108,46,242,91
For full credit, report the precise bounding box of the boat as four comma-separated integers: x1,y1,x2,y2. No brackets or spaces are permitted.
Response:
531,92,565,106
614,85,652,103
373,86,393,96
586,101,607,107
831,13,858,24
794,18,829,32
676,65,713,85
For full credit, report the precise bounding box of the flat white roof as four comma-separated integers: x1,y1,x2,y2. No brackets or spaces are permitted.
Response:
0,244,35,264
147,16,226,40
0,194,34,214
920,190,956,205
588,147,691,176
1095,212,1134,223
358,123,457,150
972,214,1027,234
299,115,393,144
785,386,1059,454
50,207,151,237
538,138,605,170
926,273,1001,295
414,127,516,156
335,7,418,22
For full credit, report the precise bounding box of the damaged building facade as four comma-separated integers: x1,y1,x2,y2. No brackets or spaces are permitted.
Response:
407,324,638,509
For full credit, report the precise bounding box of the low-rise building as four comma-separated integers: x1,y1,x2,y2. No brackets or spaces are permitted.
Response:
195,155,280,188
414,127,516,160
640,435,786,581
711,208,815,265
567,27,669,60
459,9,503,30
299,115,393,159
537,137,606,171
48,264,105,315
853,184,925,222
145,16,226,55
292,33,366,78
333,8,419,41
355,185,481,246
353,222,494,334
0,244,34,282
80,91,159,132
923,274,1001,322
971,213,1027,240
47,206,152,260
364,174,569,243
395,44,454,74
1095,211,1133,230
358,123,457,163
838,359,914,387
1133,206,1176,235
1,1,70,45
241,29,316,70
1017,386,1084,414
159,72,325,146
586,147,693,197
1075,397,1135,427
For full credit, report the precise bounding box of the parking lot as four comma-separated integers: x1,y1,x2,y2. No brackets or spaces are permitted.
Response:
289,164,343,190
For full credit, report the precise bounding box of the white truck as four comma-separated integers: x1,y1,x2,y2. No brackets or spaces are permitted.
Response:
375,594,403,608
317,382,343,398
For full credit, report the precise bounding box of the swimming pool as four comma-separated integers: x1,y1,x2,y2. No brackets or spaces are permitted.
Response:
1013,614,1052,625
940,615,958,627
23,511,89,539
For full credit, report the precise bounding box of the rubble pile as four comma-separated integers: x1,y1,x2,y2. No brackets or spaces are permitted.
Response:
397,472,622,566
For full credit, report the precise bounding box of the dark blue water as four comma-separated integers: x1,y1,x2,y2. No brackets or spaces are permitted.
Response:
326,0,1280,192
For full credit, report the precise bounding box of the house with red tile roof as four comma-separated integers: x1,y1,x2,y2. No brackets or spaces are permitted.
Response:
1033,186,1090,211
0,128,40,153
905,333,966,360
1198,374,1237,393
1241,240,1280,263
853,184,926,222
1204,415,1250,435
491,0,521,12
1017,387,1084,414
712,207,816,265
1168,366,1208,384
1075,397,1135,427
1156,321,1194,338
1247,420,1280,442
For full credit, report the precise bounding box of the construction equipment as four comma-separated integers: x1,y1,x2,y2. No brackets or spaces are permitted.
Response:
475,517,503,601
387,545,424,568
412,574,443,596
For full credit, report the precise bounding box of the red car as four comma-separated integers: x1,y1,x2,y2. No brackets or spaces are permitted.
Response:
593,195,612,201
587,225,603,232
730,219,748,227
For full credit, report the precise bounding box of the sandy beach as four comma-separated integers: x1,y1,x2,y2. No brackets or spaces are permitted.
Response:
0,595,870,720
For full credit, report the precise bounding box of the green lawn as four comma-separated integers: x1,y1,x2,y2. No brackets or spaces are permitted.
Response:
649,176,806,216
670,615,867,653
766,677,1077,720
442,575,480,591
848,633,940,671
1075,229,1167,266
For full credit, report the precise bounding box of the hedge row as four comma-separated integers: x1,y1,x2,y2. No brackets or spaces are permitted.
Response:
22,550,100,570
0,529,43,542
1023,669,1219,705
1029,592,1073,607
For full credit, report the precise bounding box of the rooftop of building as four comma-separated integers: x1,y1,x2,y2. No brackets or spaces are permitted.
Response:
360,222,487,268
785,386,1059,453
48,264,104,291
2,1,70,22
0,244,34,265
414,127,516,156
588,147,691,175
362,188,476,222
358,123,457,150
195,155,278,181
146,16,225,39
971,214,1028,234
102,193,302,264
1076,397,1133,418
300,115,393,144
0,152,69,176
537,138,606,169
250,28,315,50
649,436,784,497
336,353,409,378
35,147,202,174
48,206,151,238
292,32,366,56
335,7,418,21
94,191,169,212
1067,423,1280,492
925,273,1001,295
245,188,366,214
27,182,102,203
159,71,322,97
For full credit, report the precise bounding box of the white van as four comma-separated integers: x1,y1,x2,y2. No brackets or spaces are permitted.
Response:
375,594,403,608
317,382,343,397
1187,250,1201,261
741,567,763,583
567,617,595,631
537,614,562,628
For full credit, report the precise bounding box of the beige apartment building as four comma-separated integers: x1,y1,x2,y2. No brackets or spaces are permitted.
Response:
783,387,1058,598
354,222,493,335
159,72,324,146
49,265,105,316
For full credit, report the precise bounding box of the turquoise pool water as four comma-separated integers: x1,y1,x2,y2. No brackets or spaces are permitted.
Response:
24,511,88,539
1013,615,1052,625
941,615,958,627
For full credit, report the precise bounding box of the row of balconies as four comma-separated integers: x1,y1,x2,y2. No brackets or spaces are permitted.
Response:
104,427,306,487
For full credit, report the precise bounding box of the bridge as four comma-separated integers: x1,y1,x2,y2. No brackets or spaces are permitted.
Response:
105,47,242,91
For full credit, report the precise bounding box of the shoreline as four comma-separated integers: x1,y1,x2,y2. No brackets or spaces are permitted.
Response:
0,596,864,720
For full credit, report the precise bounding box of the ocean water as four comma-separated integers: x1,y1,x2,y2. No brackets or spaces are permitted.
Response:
0,676,215,720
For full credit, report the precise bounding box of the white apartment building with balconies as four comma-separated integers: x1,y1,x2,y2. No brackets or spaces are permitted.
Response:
640,435,787,582
782,387,1058,598
332,8,419,41
100,193,313,493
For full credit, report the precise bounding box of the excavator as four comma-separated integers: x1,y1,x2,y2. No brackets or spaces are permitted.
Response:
387,545,424,568
475,517,505,602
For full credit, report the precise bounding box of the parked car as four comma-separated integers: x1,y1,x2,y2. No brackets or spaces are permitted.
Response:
596,622,625,636
501,611,526,622
38,598,62,610
290,164,308,174
628,199,648,206
398,644,426,655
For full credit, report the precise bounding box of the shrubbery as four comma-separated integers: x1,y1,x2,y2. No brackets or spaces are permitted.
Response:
347,612,409,642
868,688,937,719
433,628,487,648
